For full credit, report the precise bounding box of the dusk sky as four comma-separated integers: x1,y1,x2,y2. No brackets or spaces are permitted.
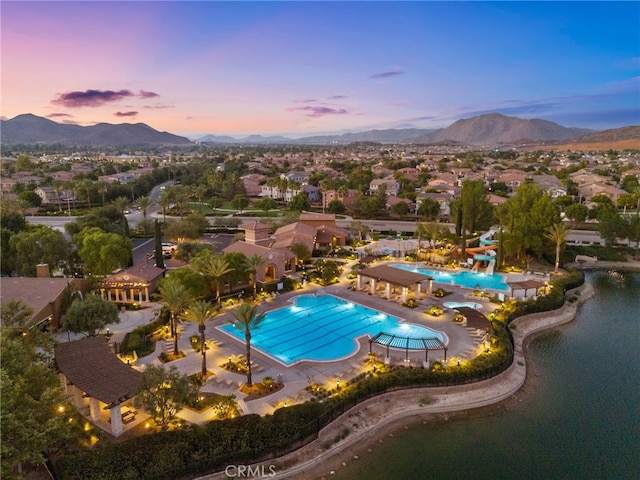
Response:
2,1,638,138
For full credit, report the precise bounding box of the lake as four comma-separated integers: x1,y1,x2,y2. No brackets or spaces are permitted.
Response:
332,271,640,480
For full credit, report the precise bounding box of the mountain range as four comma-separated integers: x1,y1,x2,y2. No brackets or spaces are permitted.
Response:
0,114,191,146
2,113,638,147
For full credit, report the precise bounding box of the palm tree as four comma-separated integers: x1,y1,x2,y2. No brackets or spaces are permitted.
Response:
244,253,266,299
545,222,571,273
158,191,172,222
181,300,218,376
228,303,266,387
194,185,207,213
414,223,429,260
78,179,93,209
155,277,193,355
51,180,64,213
136,195,152,220
197,255,233,306
112,196,130,215
95,181,109,207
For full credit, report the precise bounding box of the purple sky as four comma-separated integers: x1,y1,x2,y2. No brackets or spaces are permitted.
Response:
2,1,638,137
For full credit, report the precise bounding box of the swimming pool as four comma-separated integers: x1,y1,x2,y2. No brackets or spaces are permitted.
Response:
219,294,445,365
390,264,509,291
443,301,483,310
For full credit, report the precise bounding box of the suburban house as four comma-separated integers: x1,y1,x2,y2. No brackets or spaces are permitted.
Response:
369,177,400,197
0,265,86,330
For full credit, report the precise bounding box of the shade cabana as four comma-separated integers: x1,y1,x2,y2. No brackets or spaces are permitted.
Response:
369,331,447,365
454,307,493,333
508,279,547,300
357,265,433,303
55,337,143,436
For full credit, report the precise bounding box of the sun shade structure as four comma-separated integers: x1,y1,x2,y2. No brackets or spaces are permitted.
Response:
55,336,143,436
453,307,493,332
358,265,431,286
508,279,547,299
356,265,433,303
369,331,447,363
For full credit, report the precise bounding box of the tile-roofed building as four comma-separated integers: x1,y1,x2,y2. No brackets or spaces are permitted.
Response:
0,275,86,330
99,263,165,304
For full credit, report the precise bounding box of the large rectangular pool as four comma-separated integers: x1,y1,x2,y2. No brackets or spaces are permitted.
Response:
219,294,445,365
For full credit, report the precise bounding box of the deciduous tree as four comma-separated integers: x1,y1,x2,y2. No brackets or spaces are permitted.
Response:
61,294,120,337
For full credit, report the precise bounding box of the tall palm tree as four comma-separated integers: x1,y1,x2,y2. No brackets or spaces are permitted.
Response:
78,179,93,209
95,181,109,207
136,195,152,220
545,222,571,273
158,191,172,222
155,277,193,355
181,300,218,376
244,253,266,299
228,303,266,387
197,255,233,306
51,180,64,213
414,223,429,260
112,196,130,215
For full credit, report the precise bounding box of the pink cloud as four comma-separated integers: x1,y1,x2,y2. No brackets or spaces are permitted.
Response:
47,113,74,118
114,111,138,117
139,90,159,98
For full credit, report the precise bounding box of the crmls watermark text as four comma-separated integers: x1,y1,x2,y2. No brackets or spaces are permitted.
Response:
224,464,277,478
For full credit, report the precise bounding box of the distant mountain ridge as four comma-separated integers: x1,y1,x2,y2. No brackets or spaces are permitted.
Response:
3,112,638,147
1,114,192,146
404,113,592,145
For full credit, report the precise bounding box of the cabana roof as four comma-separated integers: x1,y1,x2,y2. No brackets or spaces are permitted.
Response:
358,265,431,287
55,337,142,407
455,307,493,332
508,279,546,291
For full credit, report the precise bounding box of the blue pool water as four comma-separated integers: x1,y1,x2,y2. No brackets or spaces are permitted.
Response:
219,294,445,365
391,263,509,291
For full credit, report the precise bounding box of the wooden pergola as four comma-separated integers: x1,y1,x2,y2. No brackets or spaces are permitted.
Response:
508,279,547,300
356,265,433,303
55,337,142,436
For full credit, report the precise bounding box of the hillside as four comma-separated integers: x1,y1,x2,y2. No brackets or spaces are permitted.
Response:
1,114,192,146
406,113,592,145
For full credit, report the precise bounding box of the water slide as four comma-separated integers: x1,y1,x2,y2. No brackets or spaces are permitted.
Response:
468,229,499,274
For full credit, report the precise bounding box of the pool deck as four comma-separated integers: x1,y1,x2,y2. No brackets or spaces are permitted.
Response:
55,257,539,425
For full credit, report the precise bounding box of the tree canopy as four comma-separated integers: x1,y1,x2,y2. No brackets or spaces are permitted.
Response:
75,227,133,276
134,365,197,429
1,302,73,477
61,294,119,337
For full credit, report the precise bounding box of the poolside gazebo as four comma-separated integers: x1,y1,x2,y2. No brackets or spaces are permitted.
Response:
508,279,547,300
55,337,143,437
357,265,432,303
369,332,447,367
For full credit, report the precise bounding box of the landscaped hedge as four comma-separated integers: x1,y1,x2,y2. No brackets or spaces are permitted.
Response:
119,308,169,356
